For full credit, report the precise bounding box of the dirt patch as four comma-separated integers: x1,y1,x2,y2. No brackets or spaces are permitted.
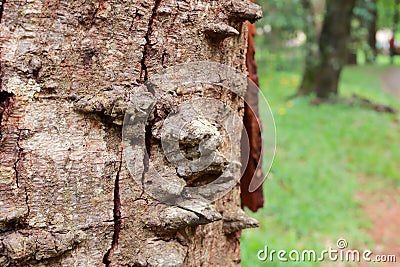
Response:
356,188,400,267
381,68,400,100
351,68,400,267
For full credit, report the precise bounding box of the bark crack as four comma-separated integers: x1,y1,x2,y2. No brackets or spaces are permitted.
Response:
138,0,162,196
140,123,152,197
13,128,25,188
103,150,123,267
24,186,30,219
0,91,14,140
129,8,143,32
139,0,162,84
0,0,5,23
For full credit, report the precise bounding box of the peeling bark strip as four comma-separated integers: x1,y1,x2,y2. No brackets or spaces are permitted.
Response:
241,19,264,212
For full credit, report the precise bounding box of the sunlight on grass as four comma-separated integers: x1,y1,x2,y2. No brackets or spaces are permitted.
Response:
241,64,400,266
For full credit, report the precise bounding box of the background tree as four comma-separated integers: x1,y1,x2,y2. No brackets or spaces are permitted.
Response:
254,0,308,71
297,0,319,95
376,0,399,29
367,0,378,61
254,0,326,71
300,0,357,98
348,0,378,64
393,0,400,33
0,0,261,266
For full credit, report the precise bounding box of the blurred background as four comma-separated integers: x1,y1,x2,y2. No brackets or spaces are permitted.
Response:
241,0,400,266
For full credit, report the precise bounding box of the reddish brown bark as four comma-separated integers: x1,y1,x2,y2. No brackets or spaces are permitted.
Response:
241,21,264,212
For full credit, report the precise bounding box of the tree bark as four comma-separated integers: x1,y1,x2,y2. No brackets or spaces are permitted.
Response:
241,20,264,212
300,0,356,98
0,1,261,266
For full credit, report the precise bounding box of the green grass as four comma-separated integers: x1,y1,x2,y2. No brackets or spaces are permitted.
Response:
241,63,400,266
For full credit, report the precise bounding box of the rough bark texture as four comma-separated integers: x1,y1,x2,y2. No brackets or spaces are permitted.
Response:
241,21,263,212
0,1,261,266
300,0,356,98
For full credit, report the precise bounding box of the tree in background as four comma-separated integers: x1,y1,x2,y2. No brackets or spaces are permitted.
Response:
393,0,400,33
254,0,314,70
376,0,400,31
367,0,378,61
255,0,400,71
348,0,378,64
299,0,357,98
297,0,319,95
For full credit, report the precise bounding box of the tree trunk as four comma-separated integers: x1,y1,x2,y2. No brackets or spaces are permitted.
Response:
297,0,319,95
0,1,262,266
347,51,358,65
313,0,356,98
394,0,400,33
367,0,378,62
